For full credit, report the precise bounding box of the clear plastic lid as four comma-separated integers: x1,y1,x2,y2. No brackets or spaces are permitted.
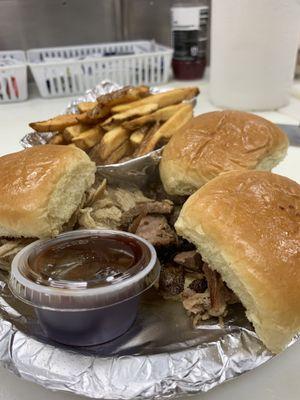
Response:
9,230,159,311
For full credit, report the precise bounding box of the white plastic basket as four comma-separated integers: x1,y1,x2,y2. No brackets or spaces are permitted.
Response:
0,50,28,103
27,41,173,98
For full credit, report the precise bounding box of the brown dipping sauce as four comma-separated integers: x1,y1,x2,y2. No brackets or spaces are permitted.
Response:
26,234,151,289
10,230,158,346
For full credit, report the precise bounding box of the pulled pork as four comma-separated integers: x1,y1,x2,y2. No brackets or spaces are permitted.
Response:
78,179,177,247
78,180,175,237
159,263,185,298
159,251,239,325
121,200,173,227
174,250,203,272
130,215,177,247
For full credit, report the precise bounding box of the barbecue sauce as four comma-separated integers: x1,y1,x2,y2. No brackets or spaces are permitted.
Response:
26,234,150,289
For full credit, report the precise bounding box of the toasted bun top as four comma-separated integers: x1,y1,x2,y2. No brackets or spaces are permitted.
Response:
0,145,96,238
160,110,288,196
175,170,300,353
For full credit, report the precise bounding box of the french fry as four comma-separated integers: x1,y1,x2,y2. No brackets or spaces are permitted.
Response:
102,103,158,126
130,126,149,147
77,102,97,113
134,122,160,157
72,125,104,150
98,127,130,160
88,143,102,164
102,123,119,132
97,86,150,107
136,104,193,156
49,133,65,145
81,86,151,124
80,105,111,123
123,103,186,131
31,85,199,165
104,140,132,165
63,123,89,142
29,114,84,132
111,87,199,113
73,108,106,124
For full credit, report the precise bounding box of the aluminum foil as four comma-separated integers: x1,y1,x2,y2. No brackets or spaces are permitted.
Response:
0,270,274,399
10,81,282,398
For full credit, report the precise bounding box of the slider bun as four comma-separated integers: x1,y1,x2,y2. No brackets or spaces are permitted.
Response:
0,145,96,238
175,170,300,353
160,110,289,196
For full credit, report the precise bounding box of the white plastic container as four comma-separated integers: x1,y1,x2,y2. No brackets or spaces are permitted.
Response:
0,50,28,103
209,0,300,110
27,41,173,98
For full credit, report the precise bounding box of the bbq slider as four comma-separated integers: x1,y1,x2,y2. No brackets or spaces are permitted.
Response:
160,110,289,196
0,145,96,239
175,170,300,353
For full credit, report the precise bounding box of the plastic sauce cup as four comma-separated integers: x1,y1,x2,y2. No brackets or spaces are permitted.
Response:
9,230,159,346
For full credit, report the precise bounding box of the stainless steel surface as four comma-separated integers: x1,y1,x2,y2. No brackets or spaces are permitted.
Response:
122,0,172,46
0,0,122,50
0,0,213,51
0,0,172,51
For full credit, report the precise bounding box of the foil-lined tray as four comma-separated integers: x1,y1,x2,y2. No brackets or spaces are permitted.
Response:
0,272,273,399
4,81,283,399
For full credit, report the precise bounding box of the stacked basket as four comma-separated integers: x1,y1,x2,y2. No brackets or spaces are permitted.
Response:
27,41,173,98
1,41,173,102
0,50,28,103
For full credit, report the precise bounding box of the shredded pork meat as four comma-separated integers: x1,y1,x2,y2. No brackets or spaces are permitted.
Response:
159,250,240,324
133,215,177,247
77,181,172,231
202,263,227,317
174,250,203,272
121,200,173,227
159,263,185,297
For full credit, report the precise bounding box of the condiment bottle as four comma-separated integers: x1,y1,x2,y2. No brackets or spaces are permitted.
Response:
171,1,209,80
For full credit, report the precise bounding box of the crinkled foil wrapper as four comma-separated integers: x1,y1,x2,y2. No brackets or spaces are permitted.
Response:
11,81,279,398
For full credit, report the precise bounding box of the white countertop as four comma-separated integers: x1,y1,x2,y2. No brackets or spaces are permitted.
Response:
0,79,300,400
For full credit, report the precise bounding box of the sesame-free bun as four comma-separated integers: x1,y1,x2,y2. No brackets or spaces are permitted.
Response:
160,110,288,196
0,145,96,238
175,170,300,353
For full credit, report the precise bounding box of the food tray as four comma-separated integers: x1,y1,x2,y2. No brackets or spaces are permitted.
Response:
15,81,297,399
0,50,28,103
27,41,173,98
0,272,274,400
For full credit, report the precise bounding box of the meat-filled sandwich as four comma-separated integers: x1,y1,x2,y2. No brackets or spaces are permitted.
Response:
0,145,96,268
175,170,300,353
160,110,289,196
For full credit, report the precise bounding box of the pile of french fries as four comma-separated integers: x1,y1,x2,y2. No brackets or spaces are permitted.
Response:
29,85,199,165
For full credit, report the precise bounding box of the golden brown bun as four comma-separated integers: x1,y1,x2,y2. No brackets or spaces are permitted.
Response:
175,170,300,353
0,145,96,238
160,110,289,196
